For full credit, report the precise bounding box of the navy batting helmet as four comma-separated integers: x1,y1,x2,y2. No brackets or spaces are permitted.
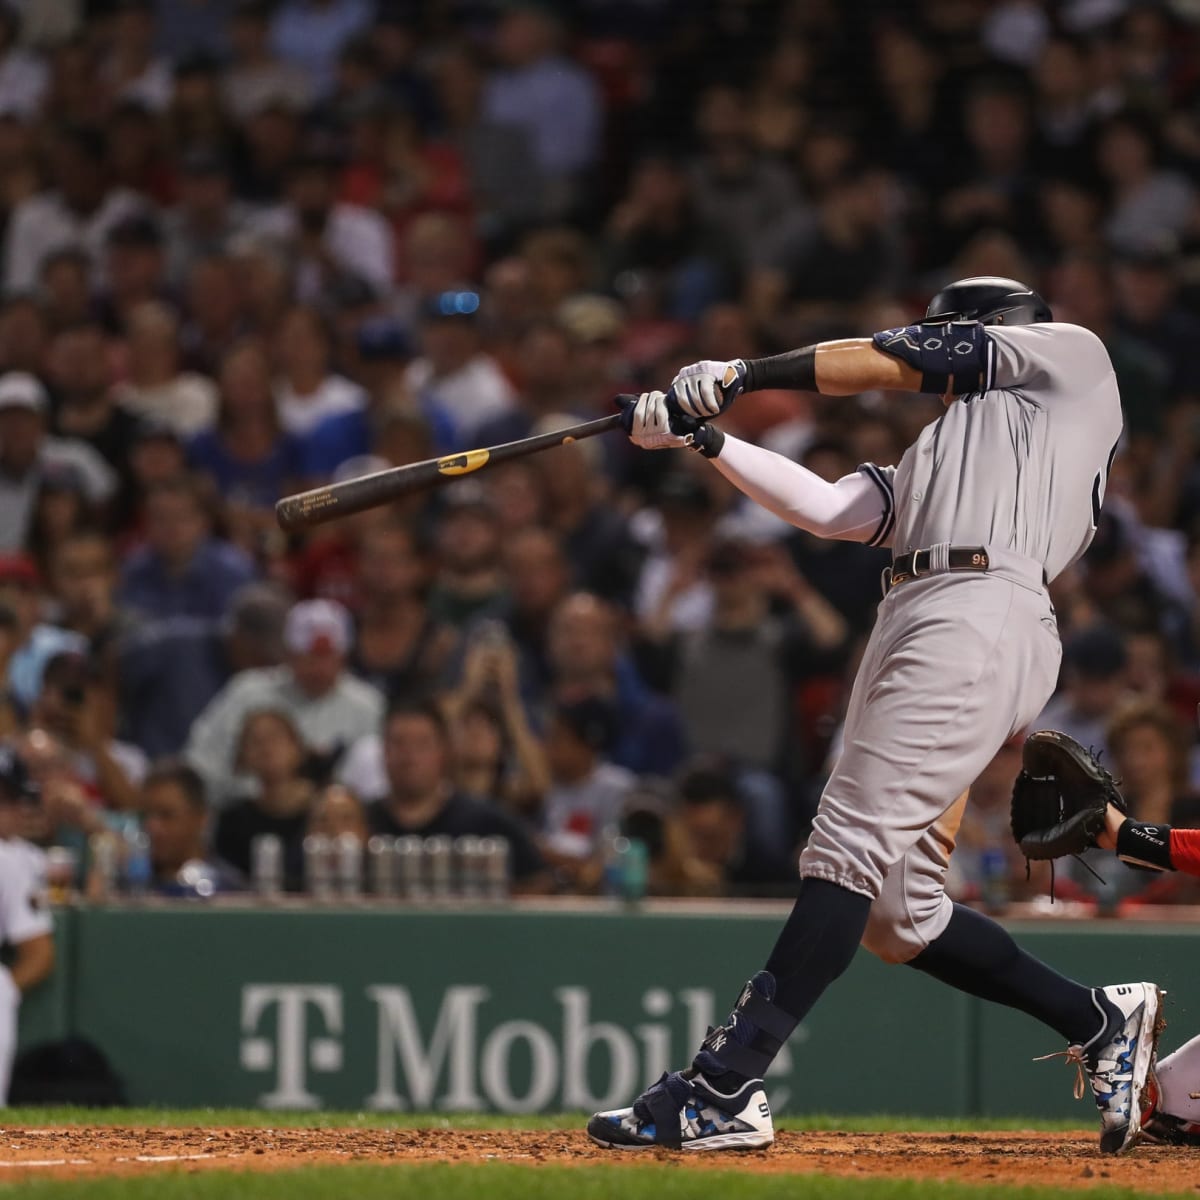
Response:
925,276,1052,326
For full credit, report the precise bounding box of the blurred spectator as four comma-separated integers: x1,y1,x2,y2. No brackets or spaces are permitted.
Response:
676,759,799,896
46,321,142,510
141,759,243,895
273,303,367,435
0,553,85,715
660,538,847,778
186,340,306,529
118,476,257,621
434,42,544,237
252,151,394,299
403,290,516,445
952,738,1029,901
186,597,383,797
540,695,634,865
0,295,49,376
0,373,116,553
548,592,686,777
748,164,900,328
0,4,48,119
180,254,247,374
119,580,289,758
307,781,367,840
533,429,642,607
497,525,569,693
1097,112,1196,255
49,529,126,659
100,0,173,113
113,300,219,435
1107,699,1200,828
24,462,90,577
605,153,728,323
427,492,507,629
214,707,316,888
30,650,146,810
483,2,600,215
3,127,144,293
163,151,251,287
39,248,95,333
688,85,799,265
224,0,312,119
269,0,374,98
366,699,546,887
1036,625,1131,762
349,521,455,699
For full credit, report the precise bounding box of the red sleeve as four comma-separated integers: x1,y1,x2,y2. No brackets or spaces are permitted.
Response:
1169,828,1200,876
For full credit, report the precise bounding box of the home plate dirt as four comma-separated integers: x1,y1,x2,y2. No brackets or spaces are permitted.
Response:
0,1128,1198,1190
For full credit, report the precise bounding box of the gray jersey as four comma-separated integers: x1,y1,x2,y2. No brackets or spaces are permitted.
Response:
870,323,1122,582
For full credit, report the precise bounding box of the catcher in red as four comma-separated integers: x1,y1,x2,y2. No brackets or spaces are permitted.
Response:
1011,728,1199,1145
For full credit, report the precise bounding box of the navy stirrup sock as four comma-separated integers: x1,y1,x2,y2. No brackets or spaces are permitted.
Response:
909,902,1102,1044
695,878,872,1089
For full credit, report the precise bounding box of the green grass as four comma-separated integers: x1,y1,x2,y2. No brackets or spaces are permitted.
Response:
0,1164,1184,1200
0,1107,1087,1132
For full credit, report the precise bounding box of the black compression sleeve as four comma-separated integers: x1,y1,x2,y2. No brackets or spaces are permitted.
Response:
742,346,817,393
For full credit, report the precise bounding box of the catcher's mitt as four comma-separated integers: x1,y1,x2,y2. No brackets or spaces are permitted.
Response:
1010,729,1128,861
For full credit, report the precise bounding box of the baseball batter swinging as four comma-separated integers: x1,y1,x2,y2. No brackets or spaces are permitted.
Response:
587,277,1163,1155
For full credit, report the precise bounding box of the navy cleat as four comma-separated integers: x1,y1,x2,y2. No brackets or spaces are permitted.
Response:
587,971,789,1152
586,1069,773,1151
1037,982,1164,1155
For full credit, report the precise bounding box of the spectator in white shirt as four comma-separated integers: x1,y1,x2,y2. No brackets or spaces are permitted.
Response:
3,126,144,293
222,0,312,120
99,0,173,113
403,290,516,444
0,373,117,556
186,598,384,802
273,303,367,436
0,5,47,119
251,151,394,300
113,300,218,436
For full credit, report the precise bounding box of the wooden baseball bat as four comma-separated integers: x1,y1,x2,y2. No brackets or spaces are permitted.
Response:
275,406,630,533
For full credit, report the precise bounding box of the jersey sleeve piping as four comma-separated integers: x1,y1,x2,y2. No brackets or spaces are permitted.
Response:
858,463,895,548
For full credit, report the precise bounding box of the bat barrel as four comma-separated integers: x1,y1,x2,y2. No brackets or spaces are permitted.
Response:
274,411,626,533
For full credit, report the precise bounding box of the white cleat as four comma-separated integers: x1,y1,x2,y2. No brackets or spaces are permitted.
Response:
1040,982,1163,1155
587,1070,774,1151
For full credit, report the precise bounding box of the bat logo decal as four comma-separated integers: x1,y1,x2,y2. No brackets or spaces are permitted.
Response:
436,449,491,476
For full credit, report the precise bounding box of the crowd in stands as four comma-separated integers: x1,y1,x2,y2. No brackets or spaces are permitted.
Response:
1,0,1200,908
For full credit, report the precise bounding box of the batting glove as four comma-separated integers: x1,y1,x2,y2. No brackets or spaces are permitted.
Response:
669,359,747,419
617,391,698,450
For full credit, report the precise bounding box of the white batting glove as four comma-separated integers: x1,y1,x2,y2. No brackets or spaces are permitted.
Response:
629,391,694,450
669,359,746,418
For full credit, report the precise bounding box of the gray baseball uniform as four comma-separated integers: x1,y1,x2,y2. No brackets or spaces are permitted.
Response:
799,322,1123,962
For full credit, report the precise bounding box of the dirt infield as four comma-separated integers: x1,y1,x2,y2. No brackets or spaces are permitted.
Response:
2,1126,1200,1191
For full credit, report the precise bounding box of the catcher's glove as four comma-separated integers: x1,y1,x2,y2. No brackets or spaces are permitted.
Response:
1010,729,1128,861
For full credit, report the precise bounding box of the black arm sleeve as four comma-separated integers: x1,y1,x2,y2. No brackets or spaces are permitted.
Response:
742,346,817,393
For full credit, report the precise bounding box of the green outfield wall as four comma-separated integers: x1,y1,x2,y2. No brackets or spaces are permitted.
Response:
16,905,1200,1117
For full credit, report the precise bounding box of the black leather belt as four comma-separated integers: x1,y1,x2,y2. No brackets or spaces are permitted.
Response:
884,546,990,594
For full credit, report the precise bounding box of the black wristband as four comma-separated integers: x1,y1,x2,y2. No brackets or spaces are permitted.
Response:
690,423,725,459
742,346,817,393
1116,819,1174,872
